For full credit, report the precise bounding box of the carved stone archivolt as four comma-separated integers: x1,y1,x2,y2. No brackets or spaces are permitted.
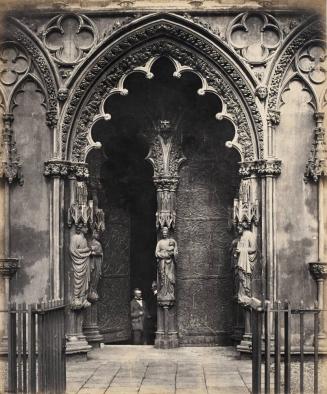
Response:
59,14,263,162
227,12,282,65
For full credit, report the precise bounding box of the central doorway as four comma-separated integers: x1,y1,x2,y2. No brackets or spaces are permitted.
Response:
87,57,240,345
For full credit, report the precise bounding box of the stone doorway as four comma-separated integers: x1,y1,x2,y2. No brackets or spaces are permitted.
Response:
87,57,241,346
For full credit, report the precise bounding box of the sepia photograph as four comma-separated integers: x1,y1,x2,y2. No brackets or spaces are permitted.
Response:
0,0,326,393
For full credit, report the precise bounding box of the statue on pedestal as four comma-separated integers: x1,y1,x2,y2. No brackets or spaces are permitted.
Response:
155,226,178,306
232,221,257,307
88,229,103,303
70,223,92,310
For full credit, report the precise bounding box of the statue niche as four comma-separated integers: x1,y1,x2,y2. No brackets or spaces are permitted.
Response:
155,226,178,306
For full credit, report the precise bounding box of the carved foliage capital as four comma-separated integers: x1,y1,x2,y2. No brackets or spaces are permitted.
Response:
44,160,89,180
239,159,282,177
0,258,19,278
309,262,327,280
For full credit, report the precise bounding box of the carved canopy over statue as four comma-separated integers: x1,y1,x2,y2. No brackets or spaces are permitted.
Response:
155,226,178,306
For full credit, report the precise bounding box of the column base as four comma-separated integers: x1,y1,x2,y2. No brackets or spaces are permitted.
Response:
237,333,252,353
155,331,179,349
83,324,104,348
65,334,91,358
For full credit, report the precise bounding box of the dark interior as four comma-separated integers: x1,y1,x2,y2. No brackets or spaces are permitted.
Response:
88,57,240,344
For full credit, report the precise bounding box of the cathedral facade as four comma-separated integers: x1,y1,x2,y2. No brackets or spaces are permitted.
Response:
0,0,325,354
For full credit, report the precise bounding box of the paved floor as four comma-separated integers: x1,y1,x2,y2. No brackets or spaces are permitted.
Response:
66,346,252,394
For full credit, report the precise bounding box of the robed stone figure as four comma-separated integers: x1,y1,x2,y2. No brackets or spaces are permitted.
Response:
233,221,257,306
70,223,91,309
88,229,103,303
155,226,178,305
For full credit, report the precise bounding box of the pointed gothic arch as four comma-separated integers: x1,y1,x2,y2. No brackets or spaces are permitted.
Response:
58,13,264,164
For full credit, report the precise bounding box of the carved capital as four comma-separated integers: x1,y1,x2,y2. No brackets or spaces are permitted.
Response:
309,262,327,281
239,159,282,177
0,258,19,278
0,113,24,185
255,159,282,177
44,160,89,180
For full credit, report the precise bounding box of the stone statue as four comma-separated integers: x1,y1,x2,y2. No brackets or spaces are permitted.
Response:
70,223,92,309
232,221,257,306
88,229,103,303
155,226,178,305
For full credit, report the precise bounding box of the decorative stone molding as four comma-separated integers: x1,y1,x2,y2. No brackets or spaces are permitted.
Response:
182,13,220,37
305,112,326,182
309,262,327,280
60,15,263,162
267,109,281,126
44,159,89,179
239,159,282,177
0,113,23,185
227,12,282,65
0,258,19,278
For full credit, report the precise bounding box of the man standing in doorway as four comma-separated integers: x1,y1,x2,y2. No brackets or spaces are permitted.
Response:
130,288,150,345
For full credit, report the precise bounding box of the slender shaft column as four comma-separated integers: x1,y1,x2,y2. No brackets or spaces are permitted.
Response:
307,112,327,351
0,113,22,353
146,120,185,349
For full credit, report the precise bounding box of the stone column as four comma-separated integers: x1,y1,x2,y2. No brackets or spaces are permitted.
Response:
0,258,19,353
232,169,260,352
146,120,186,349
45,160,93,356
306,112,327,351
0,112,23,353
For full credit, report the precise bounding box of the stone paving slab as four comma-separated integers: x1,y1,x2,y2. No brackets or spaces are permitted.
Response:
66,346,252,394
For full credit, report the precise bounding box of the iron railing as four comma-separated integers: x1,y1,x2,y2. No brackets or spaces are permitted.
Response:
7,300,66,394
251,300,320,394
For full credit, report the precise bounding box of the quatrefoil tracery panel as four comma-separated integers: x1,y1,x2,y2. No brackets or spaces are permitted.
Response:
227,13,282,65
0,43,29,86
296,41,326,85
43,14,98,65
